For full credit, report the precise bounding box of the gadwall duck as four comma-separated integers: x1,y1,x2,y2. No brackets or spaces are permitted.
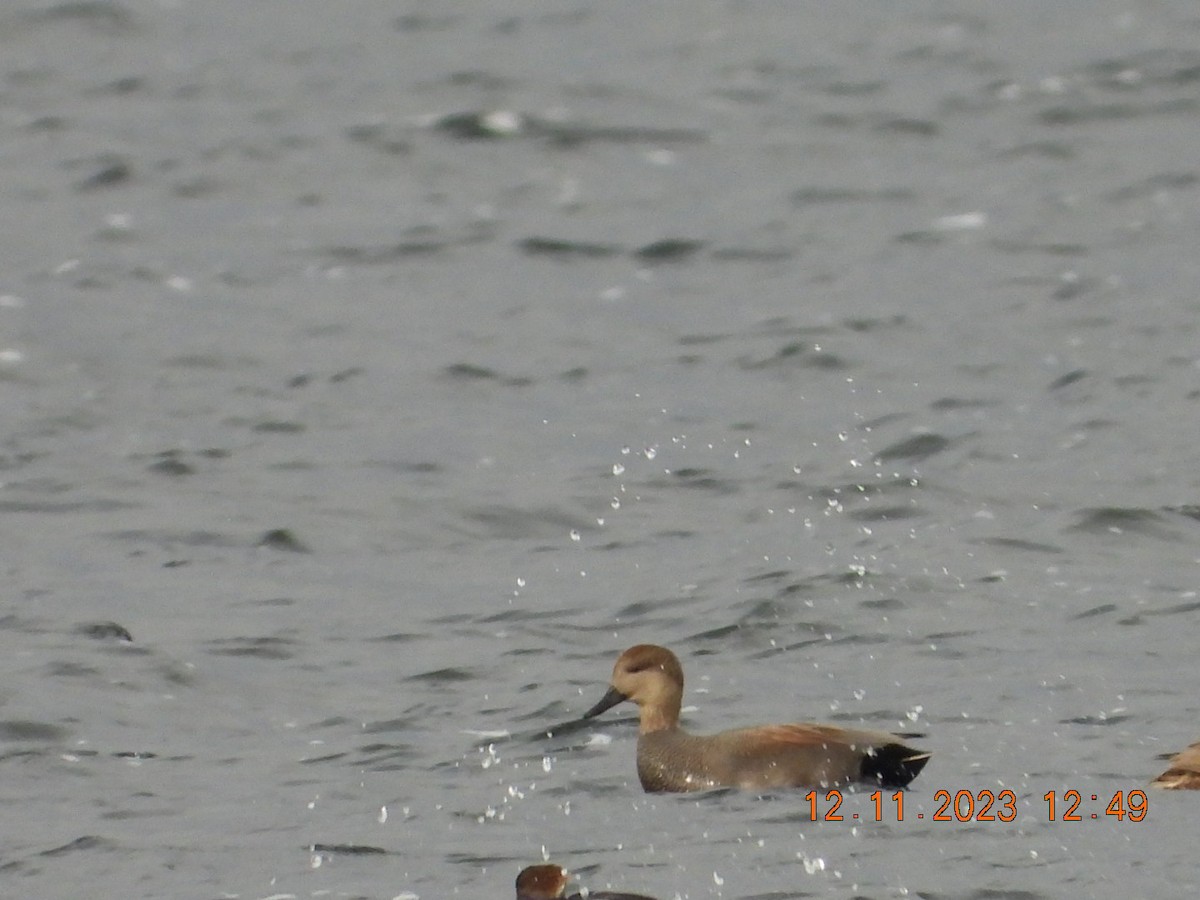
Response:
581,644,930,793
516,864,656,900
1150,741,1200,790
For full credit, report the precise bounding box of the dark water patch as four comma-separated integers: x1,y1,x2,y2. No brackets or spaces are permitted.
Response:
431,110,706,147
74,156,131,191
364,459,443,474
1071,604,1118,620
925,630,977,642
204,636,297,660
160,353,257,370
404,667,476,684
427,612,475,625
893,230,947,245
310,842,387,855
442,363,533,387
643,468,739,494
771,570,868,597
0,720,70,742
709,246,794,262
751,317,834,338
633,239,705,262
0,498,137,513
973,537,1063,554
1052,274,1100,300
610,594,703,621
543,123,707,148
369,631,424,643
930,396,997,411
462,505,591,540
679,332,729,347
257,528,310,553
859,597,904,610
394,12,461,32
1068,507,1180,540
476,607,574,624
46,661,100,678
102,528,241,548
994,140,1077,161
843,314,908,333
287,367,365,388
873,432,952,462
921,890,1045,900
991,238,1087,256
826,632,891,648
687,623,741,641
1114,372,1154,389
846,504,921,522
90,75,144,95
309,717,354,730
1146,600,1200,617
518,236,621,259
353,743,422,768
0,450,43,471
37,835,108,858
145,455,193,476
790,186,914,206
737,341,846,371
1038,98,1197,125
251,420,306,434
323,241,446,263
75,621,134,641
300,751,349,765
433,110,532,140
874,117,938,137
1060,714,1133,727
741,571,791,589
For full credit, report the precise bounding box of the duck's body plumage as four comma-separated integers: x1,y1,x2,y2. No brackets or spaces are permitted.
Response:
582,644,929,793
1151,741,1200,790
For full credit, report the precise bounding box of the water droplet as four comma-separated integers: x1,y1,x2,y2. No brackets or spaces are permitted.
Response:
612,463,625,475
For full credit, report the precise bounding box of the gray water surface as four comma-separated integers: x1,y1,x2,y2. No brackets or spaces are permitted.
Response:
2,2,1199,898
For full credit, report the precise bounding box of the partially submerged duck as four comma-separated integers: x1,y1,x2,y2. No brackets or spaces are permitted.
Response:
516,864,656,900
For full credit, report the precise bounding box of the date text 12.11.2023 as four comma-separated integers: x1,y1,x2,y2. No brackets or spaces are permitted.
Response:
802,789,1148,822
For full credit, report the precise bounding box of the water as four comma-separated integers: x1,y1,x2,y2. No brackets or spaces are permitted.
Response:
2,1,1198,897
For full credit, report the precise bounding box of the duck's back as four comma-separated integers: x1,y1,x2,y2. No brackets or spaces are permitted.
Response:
637,725,926,792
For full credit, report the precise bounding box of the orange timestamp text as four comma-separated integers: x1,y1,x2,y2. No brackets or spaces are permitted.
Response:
801,788,1148,822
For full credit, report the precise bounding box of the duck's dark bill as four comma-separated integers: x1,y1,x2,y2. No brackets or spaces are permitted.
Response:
582,685,628,719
